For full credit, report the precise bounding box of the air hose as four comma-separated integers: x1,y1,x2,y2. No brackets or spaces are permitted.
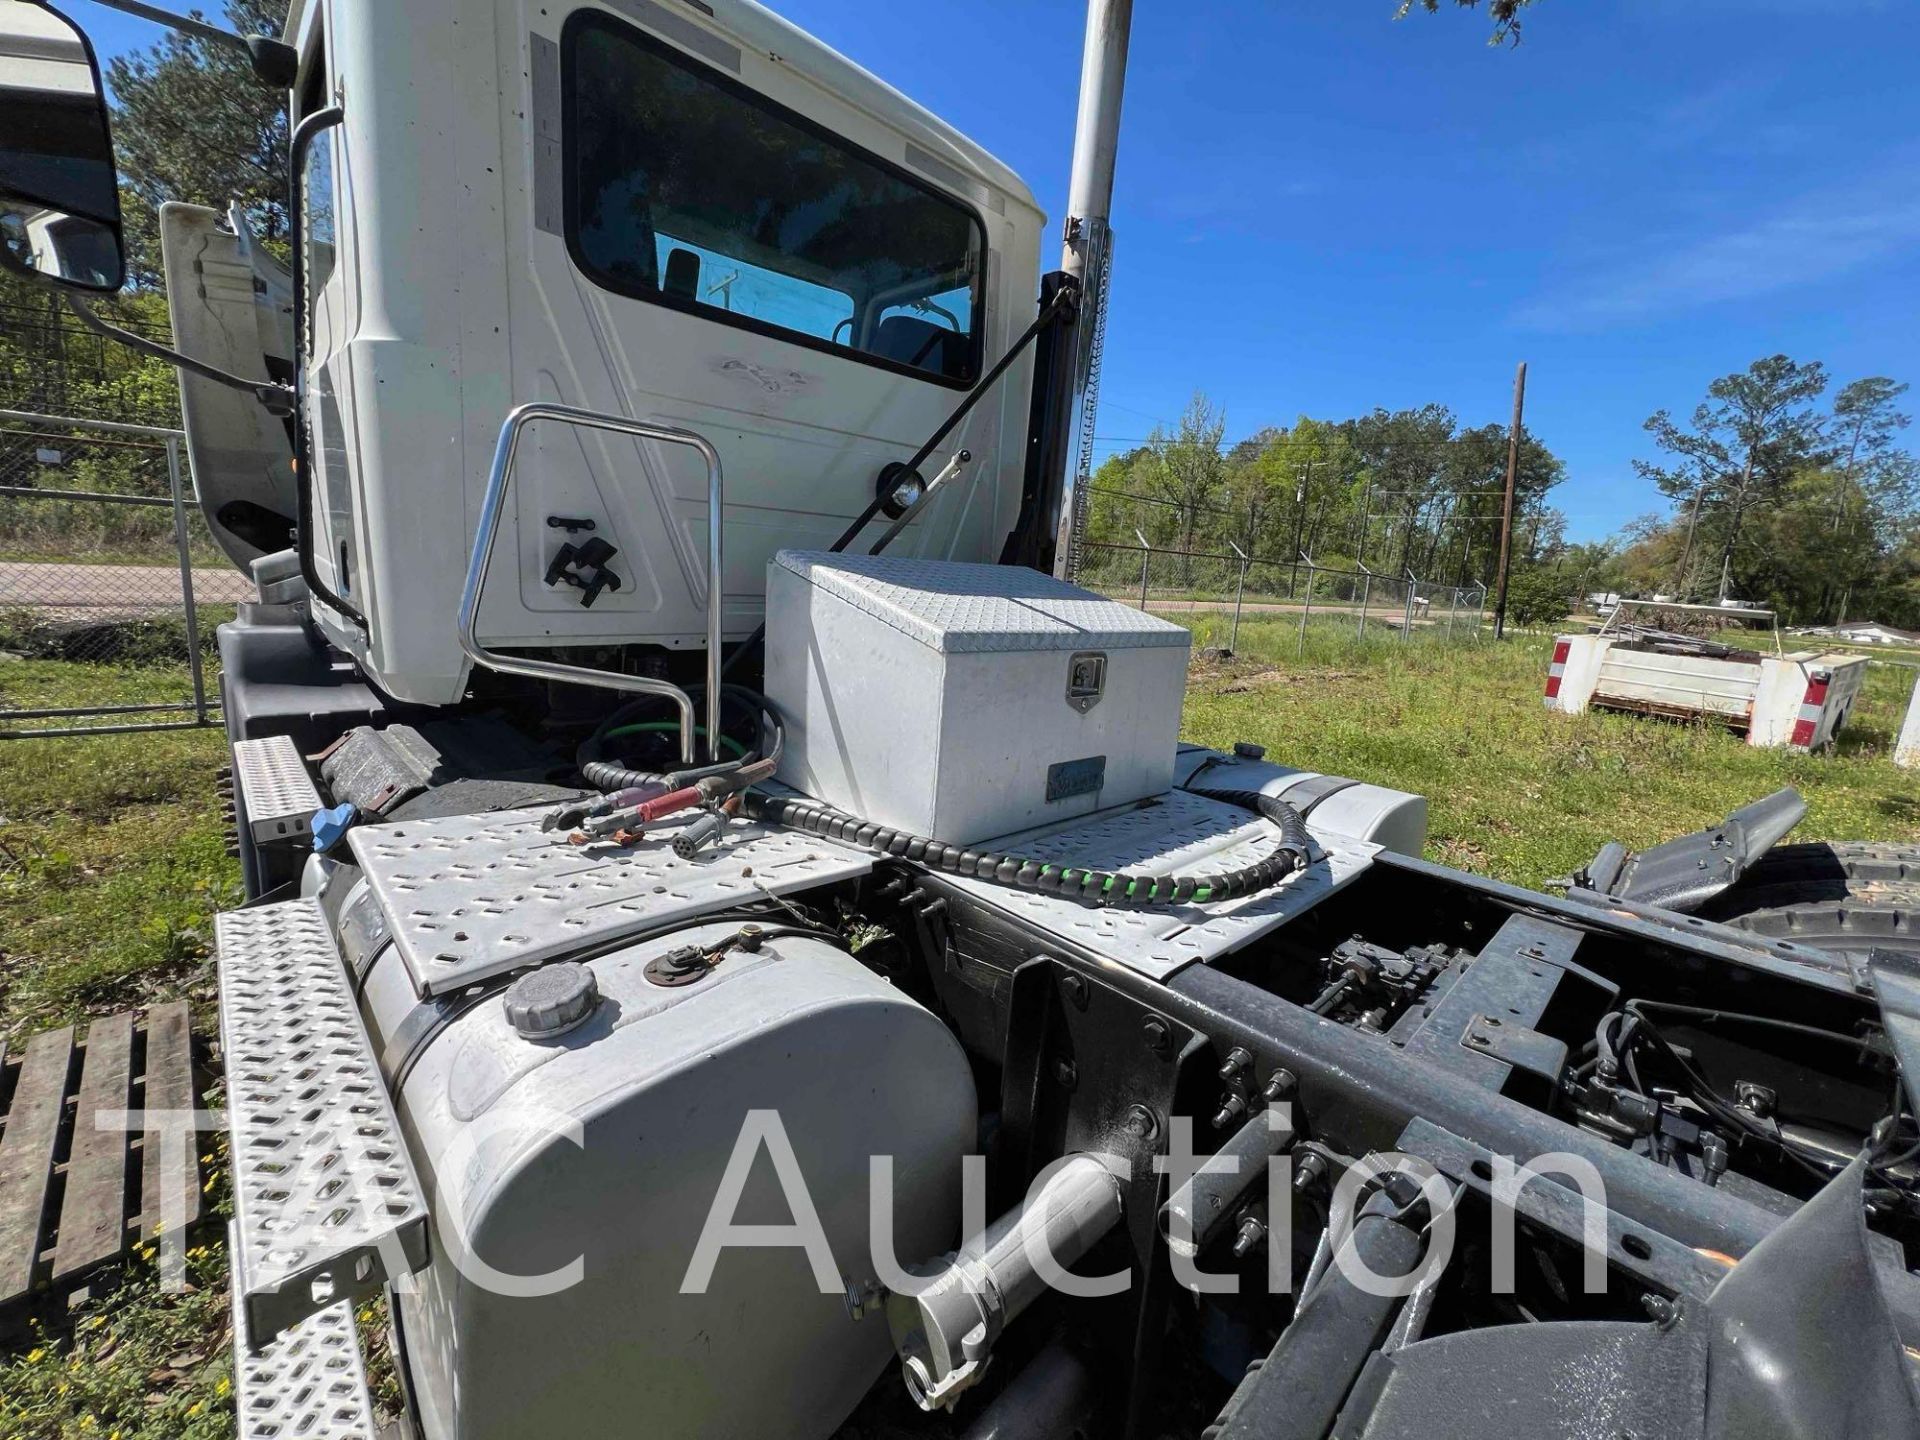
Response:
545,686,786,835
577,685,784,793
742,788,1314,907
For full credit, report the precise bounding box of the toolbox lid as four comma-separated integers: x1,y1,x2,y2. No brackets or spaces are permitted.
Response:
772,550,1192,654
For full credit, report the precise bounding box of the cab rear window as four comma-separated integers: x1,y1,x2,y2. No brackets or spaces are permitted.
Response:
563,10,986,387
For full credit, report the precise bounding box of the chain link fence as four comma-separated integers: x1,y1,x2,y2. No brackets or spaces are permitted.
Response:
0,299,181,427
1076,538,1487,657
0,410,247,737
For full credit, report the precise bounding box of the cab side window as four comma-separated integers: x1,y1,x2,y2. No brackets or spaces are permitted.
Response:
564,12,986,386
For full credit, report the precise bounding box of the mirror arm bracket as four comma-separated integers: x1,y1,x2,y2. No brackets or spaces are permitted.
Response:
84,0,298,86
65,293,296,417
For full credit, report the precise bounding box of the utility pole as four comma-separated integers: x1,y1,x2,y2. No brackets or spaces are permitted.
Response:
1356,472,1372,570
1290,461,1309,593
1673,474,1707,599
1492,361,1527,640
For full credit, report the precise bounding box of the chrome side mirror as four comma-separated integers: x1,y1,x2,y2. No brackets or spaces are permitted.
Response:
0,0,125,293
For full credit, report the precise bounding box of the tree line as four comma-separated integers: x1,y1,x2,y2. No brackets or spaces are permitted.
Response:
1084,355,1919,631
1597,358,1919,627
1081,393,1565,590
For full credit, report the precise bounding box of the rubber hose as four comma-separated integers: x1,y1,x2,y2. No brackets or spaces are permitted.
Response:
581,758,665,792
743,788,1312,908
606,721,753,759
579,686,785,794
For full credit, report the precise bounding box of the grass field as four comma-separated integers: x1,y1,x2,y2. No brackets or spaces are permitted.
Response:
1179,614,1920,885
0,657,235,1440
1,623,1917,1435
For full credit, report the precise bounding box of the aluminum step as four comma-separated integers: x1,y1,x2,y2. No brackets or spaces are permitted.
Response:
218,898,429,1345
230,1224,378,1440
233,734,323,846
351,802,873,997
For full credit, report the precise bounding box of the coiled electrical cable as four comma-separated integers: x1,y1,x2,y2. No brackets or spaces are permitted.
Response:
743,787,1313,907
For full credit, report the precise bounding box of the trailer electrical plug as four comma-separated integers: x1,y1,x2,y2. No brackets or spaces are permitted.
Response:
672,811,725,860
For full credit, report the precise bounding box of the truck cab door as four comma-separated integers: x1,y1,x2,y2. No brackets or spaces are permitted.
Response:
159,200,297,570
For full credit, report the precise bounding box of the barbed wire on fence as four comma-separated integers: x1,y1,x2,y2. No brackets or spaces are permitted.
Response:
1072,476,1552,596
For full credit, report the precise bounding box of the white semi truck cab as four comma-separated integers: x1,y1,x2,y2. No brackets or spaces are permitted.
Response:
175,0,1052,705
6,5,1920,1440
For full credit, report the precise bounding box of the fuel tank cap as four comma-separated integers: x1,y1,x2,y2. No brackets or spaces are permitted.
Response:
503,961,600,1040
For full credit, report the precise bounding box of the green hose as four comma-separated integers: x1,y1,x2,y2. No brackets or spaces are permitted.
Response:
603,721,751,759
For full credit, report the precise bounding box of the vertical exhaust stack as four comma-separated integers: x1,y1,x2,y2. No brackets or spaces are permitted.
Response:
1009,0,1135,578
1050,0,1133,580
1060,0,1134,286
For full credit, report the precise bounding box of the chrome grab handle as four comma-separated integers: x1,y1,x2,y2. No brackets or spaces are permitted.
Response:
457,402,724,765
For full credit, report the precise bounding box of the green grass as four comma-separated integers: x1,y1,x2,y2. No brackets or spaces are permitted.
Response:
0,545,231,569
0,1244,237,1440
0,660,236,1438
0,673,233,1040
0,609,233,676
1177,614,1920,886
0,631,1917,1433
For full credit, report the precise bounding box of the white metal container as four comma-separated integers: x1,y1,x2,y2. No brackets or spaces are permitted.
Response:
1747,652,1869,749
1596,645,1761,721
1545,633,1868,750
1897,674,1920,769
765,551,1192,844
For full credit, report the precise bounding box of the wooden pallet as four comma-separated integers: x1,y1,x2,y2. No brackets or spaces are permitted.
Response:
0,1003,206,1320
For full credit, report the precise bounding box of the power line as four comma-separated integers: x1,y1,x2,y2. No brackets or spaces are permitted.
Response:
1096,399,1178,426
1090,435,1535,455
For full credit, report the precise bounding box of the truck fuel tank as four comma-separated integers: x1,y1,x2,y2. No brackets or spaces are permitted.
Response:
358,921,977,1440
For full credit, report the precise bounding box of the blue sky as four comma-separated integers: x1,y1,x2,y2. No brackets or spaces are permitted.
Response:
77,0,1920,541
